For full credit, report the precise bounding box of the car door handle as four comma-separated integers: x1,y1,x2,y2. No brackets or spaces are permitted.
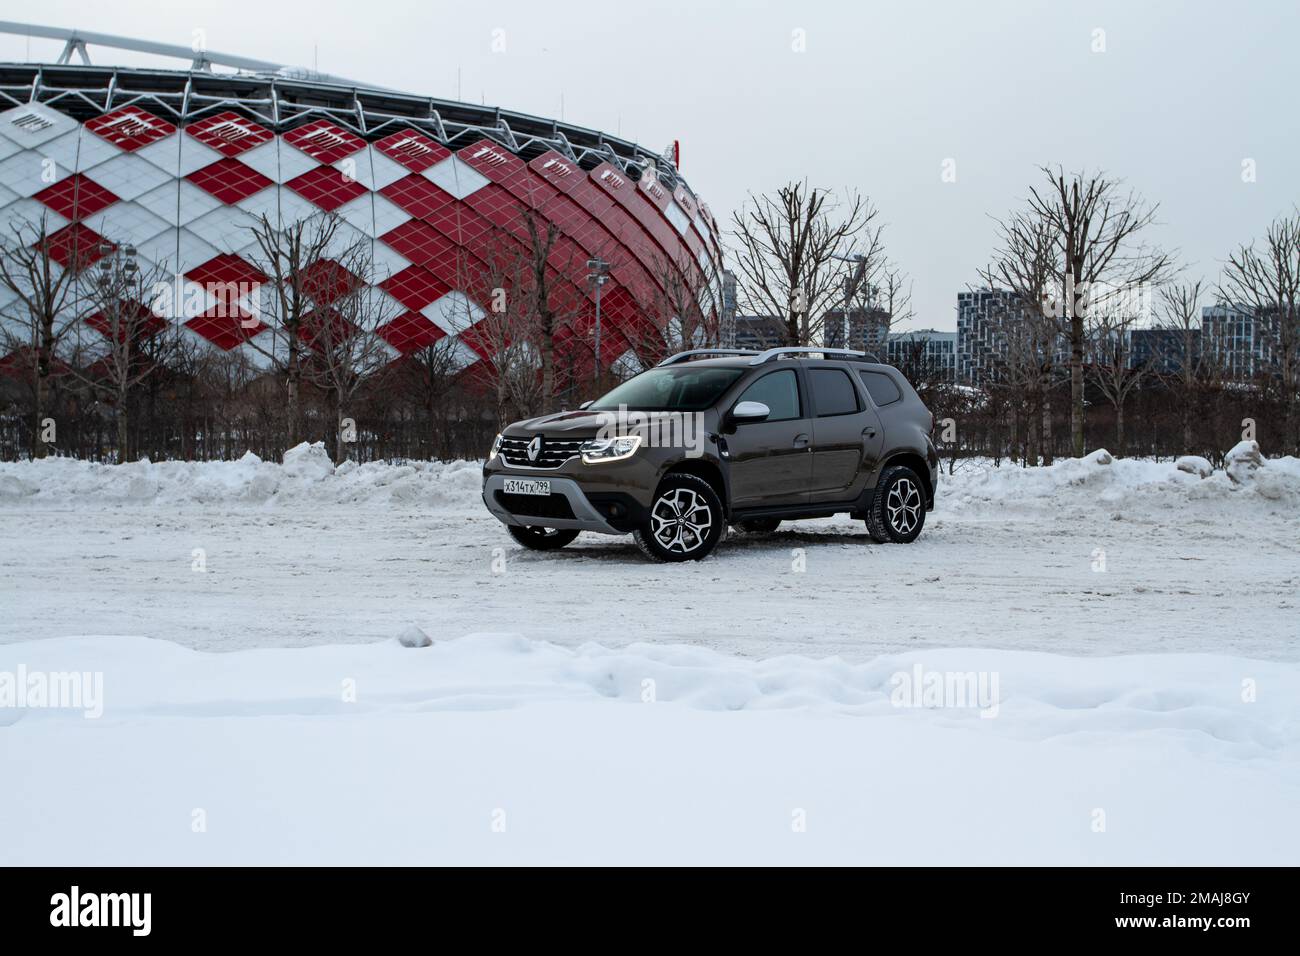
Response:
793,434,810,448
863,426,878,438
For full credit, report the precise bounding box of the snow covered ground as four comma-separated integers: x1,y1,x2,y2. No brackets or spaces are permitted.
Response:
1,444,1298,864
1,443,1296,659
3,634,1298,865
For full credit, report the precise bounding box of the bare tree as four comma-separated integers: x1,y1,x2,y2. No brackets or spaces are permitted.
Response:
1087,307,1148,456
980,207,1062,464
1217,212,1300,454
872,261,915,331
0,214,84,458
1156,280,1205,452
1027,166,1175,456
512,209,587,412
988,299,1046,464
633,248,722,364
831,256,913,355
731,182,879,346
463,238,544,427
65,245,173,461
246,211,356,446
401,336,469,458
299,244,402,461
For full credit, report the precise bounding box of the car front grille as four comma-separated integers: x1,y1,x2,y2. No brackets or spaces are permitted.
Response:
499,436,583,469
494,491,577,520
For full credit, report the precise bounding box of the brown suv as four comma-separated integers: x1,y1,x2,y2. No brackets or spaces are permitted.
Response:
482,347,939,561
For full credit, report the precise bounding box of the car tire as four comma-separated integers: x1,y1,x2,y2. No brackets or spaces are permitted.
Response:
633,473,725,562
865,465,927,543
734,517,781,534
507,525,580,550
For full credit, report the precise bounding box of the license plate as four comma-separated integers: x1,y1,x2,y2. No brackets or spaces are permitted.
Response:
503,478,551,496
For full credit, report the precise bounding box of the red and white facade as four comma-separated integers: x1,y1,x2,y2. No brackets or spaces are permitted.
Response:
0,64,725,383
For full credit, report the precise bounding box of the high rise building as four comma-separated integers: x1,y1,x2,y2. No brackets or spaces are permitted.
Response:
731,315,787,350
956,289,1016,385
886,330,957,381
823,306,891,355
1201,304,1287,379
1128,328,1197,375
720,270,738,348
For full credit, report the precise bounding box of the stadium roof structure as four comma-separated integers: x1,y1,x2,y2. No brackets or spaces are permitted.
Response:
0,21,690,191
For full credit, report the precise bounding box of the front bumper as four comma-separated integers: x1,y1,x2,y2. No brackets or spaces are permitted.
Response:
482,474,624,535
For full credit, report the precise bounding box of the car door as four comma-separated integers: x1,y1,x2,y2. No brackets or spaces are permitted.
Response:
723,368,812,507
807,365,884,503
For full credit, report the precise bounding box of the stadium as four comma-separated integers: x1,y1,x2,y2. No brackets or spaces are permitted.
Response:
0,26,725,398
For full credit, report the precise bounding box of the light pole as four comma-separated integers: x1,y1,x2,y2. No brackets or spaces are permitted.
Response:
829,252,866,349
586,256,610,385
96,242,142,330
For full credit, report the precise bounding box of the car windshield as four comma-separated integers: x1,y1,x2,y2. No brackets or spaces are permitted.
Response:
589,366,744,411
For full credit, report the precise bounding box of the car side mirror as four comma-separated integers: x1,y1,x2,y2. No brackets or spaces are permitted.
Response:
579,400,593,410
732,401,770,424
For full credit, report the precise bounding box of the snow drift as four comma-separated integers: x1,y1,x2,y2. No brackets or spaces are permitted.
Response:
943,442,1300,510
2,441,1298,511
2,633,1297,865
0,442,484,510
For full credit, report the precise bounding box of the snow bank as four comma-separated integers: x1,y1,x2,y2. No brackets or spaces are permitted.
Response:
0,442,485,509
943,446,1300,510
1175,455,1213,478
280,441,334,481
2,634,1297,864
2,443,1298,512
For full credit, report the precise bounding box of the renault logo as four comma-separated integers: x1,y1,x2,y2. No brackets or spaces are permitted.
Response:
527,436,542,461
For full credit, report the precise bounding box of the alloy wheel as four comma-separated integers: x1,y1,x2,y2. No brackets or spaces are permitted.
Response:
885,478,922,535
650,488,713,554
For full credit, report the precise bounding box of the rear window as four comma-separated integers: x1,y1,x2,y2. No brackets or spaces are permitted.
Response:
859,370,902,406
809,368,859,417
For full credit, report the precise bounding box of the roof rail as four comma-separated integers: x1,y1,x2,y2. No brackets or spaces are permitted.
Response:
748,347,880,365
657,348,759,367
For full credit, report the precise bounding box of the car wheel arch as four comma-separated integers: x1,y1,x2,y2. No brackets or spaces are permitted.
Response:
658,456,729,512
874,451,933,504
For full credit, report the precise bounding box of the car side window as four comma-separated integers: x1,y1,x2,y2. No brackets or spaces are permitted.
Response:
859,370,902,406
809,368,859,417
735,369,801,421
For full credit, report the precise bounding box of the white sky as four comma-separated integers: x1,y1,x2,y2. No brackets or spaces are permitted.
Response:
2,0,1296,330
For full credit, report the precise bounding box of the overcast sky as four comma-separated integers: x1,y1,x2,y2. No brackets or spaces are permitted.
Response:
3,0,1297,330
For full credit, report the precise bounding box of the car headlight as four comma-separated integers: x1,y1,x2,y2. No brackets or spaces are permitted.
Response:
580,434,641,464
489,433,503,461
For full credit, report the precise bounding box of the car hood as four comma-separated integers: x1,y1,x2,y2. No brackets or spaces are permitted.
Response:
506,410,608,437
